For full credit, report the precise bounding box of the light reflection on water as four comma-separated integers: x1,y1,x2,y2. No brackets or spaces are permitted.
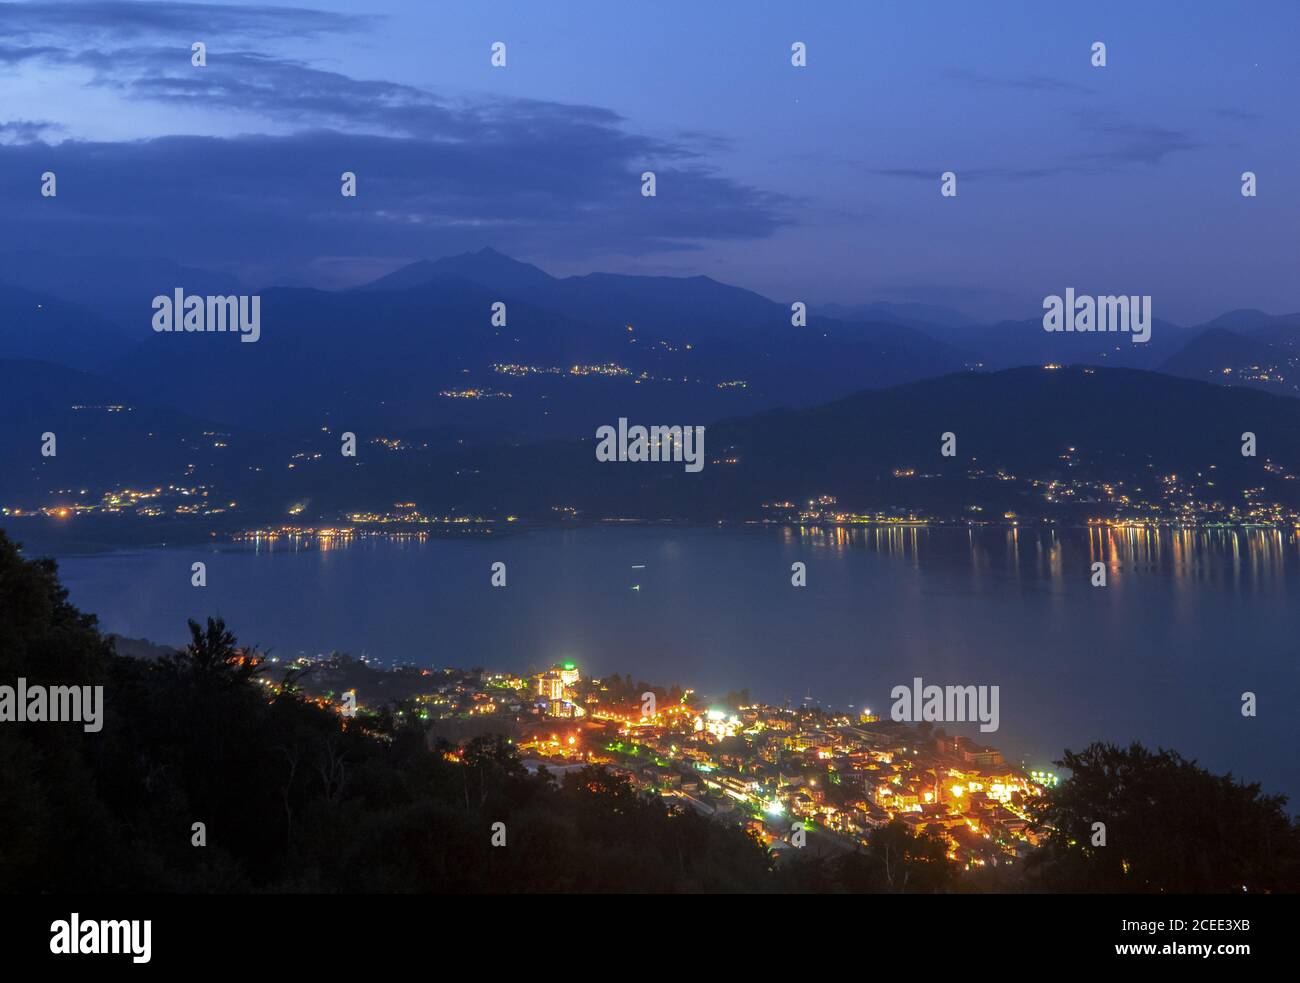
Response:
784,524,1299,594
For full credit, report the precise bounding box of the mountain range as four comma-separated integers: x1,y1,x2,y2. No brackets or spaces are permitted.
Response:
2,248,1298,543
4,246,1298,440
1159,310,1300,398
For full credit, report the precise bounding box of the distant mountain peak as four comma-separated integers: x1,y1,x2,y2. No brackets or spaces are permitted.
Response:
361,248,554,292
1202,308,1300,330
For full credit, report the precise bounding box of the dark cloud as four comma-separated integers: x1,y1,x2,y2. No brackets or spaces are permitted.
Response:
109,48,641,148
0,127,789,277
870,111,1202,183
0,1,366,40
0,3,787,276
945,69,1095,95
870,166,1068,182
0,119,62,141
1073,114,1201,165
0,42,73,64
1215,107,1264,123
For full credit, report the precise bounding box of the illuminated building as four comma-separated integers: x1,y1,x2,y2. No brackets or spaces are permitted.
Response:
536,663,580,703
694,709,741,739
537,672,564,701
539,698,585,719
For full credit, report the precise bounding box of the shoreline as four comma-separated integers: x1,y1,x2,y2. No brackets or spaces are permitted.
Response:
8,513,1299,558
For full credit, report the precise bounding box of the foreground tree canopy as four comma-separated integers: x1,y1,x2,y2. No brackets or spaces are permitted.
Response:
1026,742,1300,893
0,530,1296,893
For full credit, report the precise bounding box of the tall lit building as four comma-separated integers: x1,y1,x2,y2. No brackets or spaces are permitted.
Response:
537,671,564,701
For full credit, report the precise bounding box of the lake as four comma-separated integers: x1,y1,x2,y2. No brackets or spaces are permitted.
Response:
51,524,1300,803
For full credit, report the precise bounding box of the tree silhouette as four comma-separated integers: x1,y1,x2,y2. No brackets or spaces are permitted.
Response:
159,617,266,685
1027,742,1300,892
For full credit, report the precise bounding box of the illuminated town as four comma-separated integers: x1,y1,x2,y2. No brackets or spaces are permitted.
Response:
276,655,1057,871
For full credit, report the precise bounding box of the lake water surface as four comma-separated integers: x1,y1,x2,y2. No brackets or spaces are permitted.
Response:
53,524,1300,803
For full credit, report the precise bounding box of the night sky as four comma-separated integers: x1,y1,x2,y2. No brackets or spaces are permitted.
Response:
1,0,1296,323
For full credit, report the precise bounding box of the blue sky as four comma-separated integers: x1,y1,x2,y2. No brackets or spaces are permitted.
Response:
1,0,1297,322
